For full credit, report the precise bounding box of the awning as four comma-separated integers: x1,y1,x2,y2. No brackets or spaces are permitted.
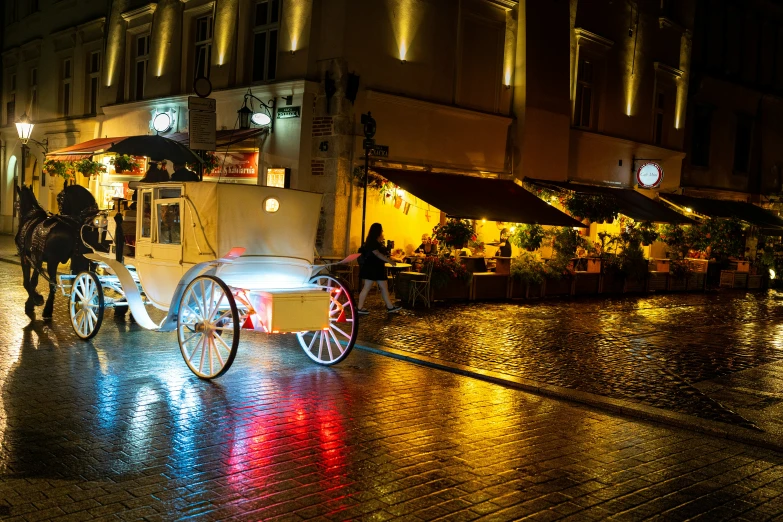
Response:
526,178,695,224
47,137,128,161
372,168,586,227
167,128,266,149
659,193,783,230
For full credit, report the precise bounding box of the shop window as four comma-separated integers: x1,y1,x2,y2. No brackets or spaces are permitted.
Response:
690,105,713,167
62,58,72,117
88,51,101,115
29,68,37,118
653,92,665,146
733,116,753,174
133,34,150,101
252,0,280,82
574,57,594,129
6,73,15,126
194,14,213,80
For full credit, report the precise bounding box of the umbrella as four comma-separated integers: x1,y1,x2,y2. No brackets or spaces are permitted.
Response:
108,135,204,165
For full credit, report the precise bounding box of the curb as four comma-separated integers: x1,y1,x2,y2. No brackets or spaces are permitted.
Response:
356,341,783,453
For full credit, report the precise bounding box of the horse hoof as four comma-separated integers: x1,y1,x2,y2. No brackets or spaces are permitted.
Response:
34,295,44,306
25,306,35,319
43,308,53,319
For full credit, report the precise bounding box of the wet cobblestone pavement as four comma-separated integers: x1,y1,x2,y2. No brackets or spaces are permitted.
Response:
358,290,783,430
9,256,783,517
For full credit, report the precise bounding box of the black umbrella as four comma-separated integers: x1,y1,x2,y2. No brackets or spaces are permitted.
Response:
108,135,204,165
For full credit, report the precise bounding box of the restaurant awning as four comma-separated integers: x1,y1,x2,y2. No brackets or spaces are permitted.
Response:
659,193,783,230
167,128,266,149
372,167,586,227
47,137,129,161
526,178,695,224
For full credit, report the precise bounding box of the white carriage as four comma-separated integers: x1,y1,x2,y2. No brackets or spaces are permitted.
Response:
59,182,358,379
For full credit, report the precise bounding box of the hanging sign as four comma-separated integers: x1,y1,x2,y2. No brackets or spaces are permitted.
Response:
636,162,663,188
204,152,258,182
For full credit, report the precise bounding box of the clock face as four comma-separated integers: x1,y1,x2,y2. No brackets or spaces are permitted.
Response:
193,76,212,98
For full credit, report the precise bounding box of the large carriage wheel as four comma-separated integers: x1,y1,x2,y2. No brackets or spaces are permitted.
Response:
177,275,239,379
297,275,358,365
69,271,105,340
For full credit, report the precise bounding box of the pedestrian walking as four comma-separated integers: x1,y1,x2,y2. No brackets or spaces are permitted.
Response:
357,222,402,314
171,162,200,182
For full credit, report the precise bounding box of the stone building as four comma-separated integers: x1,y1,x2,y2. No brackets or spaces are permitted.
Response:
1,0,696,255
681,0,783,203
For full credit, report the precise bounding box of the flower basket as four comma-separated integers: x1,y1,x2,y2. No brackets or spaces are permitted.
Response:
433,219,475,249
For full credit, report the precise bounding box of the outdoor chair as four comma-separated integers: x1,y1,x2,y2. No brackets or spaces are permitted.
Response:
409,260,434,308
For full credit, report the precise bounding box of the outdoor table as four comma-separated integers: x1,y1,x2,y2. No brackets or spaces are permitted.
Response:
385,262,412,293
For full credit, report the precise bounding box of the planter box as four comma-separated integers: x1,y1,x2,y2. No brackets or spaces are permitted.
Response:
574,258,601,273
545,277,573,296
720,271,748,289
471,274,508,300
653,259,670,272
527,282,545,299
601,273,625,294
687,258,709,273
624,277,646,293
688,273,706,291
668,277,688,291
747,274,764,290
574,273,600,295
648,272,668,292
431,278,471,301
730,260,750,273
509,279,527,299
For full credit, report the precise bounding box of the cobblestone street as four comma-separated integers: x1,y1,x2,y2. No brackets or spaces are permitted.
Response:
6,244,783,519
358,287,783,434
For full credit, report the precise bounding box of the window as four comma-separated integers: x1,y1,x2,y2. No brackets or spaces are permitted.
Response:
252,0,280,82
62,59,72,117
574,57,594,128
266,167,290,188
690,105,713,167
194,15,213,80
88,51,101,114
653,92,665,146
141,191,152,238
6,73,16,125
155,187,182,245
733,116,753,174
133,34,149,101
29,68,37,117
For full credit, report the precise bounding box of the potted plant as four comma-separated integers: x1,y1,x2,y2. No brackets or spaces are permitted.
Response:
74,159,106,178
433,219,475,249
43,159,75,182
542,227,583,296
429,256,472,300
563,192,620,223
510,223,546,252
668,258,693,291
638,221,659,246
510,252,546,298
110,155,139,174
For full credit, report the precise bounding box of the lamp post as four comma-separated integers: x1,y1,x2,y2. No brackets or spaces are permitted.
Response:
15,113,34,186
237,90,275,132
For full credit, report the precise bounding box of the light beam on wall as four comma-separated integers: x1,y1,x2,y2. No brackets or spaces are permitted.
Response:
285,0,311,57
389,0,422,64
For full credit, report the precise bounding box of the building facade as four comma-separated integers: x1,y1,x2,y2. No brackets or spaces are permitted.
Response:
681,0,783,202
1,0,696,256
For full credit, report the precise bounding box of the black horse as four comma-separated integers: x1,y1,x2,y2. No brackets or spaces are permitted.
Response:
15,184,100,319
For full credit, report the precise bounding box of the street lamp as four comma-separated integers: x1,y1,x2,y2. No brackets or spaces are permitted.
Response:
15,112,34,144
237,89,275,132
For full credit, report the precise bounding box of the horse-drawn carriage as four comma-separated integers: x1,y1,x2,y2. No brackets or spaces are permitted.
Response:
52,182,358,379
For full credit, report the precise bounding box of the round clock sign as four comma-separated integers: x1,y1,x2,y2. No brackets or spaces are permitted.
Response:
636,162,663,188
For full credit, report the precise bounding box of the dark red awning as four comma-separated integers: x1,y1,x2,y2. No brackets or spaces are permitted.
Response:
47,137,129,161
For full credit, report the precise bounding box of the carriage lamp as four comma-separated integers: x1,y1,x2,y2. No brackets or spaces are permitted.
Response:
15,113,34,144
264,197,280,213
237,89,275,132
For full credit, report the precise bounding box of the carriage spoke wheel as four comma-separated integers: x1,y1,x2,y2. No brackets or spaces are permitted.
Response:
69,272,104,340
177,275,239,379
297,275,358,365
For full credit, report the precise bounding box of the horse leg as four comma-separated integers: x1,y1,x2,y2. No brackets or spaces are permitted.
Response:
22,259,36,318
29,262,44,306
42,262,58,319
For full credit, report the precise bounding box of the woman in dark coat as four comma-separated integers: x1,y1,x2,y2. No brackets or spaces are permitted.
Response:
357,223,402,314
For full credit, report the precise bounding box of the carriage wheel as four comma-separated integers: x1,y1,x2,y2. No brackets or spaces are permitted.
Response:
69,271,105,340
177,275,239,379
297,275,358,365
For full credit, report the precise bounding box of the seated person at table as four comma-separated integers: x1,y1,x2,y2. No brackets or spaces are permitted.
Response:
497,228,512,257
414,234,438,256
452,242,472,258
391,248,406,262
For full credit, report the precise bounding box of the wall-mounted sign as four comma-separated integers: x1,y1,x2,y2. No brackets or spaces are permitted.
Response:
205,152,258,182
636,162,663,188
277,106,301,119
371,145,389,158
189,111,216,151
